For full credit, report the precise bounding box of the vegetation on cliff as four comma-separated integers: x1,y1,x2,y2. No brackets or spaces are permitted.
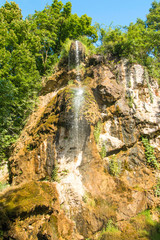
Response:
97,0,160,82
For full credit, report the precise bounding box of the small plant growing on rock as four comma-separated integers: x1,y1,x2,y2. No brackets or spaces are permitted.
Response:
126,93,134,108
142,137,159,169
128,95,134,108
94,121,101,144
61,169,69,176
98,219,120,239
51,166,59,181
109,155,121,176
100,145,106,158
68,80,74,85
154,179,160,197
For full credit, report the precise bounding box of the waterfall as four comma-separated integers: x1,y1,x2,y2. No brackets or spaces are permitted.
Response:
74,88,84,151
75,40,81,82
73,41,84,153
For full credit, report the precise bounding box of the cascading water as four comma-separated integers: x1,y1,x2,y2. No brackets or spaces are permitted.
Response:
73,88,84,153
75,40,81,82
73,40,84,155
56,41,86,217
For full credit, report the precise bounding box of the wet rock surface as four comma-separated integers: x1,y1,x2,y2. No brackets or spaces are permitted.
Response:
1,44,160,239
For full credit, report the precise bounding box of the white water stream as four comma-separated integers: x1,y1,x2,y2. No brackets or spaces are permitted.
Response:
73,40,84,152
56,41,86,216
75,40,81,82
74,88,84,151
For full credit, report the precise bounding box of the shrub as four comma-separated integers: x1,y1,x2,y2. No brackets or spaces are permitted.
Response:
142,137,159,169
100,145,106,158
109,155,121,176
94,121,102,144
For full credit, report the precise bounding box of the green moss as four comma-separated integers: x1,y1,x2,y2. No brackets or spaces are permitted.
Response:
0,181,57,218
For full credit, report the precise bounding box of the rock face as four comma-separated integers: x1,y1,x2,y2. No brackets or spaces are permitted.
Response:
1,41,160,240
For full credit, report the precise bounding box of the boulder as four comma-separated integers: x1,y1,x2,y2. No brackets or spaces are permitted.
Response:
97,77,123,102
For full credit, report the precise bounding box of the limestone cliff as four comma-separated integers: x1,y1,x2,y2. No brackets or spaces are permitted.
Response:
0,41,160,240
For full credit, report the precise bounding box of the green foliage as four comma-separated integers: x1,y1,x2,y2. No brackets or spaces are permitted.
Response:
98,22,150,64
104,220,119,233
28,1,98,74
98,1,160,84
94,121,101,144
59,38,72,59
126,94,134,108
109,155,121,176
154,179,160,197
98,220,120,240
142,137,159,169
100,145,106,158
78,36,97,55
51,166,59,181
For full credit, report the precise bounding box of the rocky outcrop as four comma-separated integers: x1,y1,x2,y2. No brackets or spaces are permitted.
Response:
1,42,160,240
0,181,80,240
97,77,123,102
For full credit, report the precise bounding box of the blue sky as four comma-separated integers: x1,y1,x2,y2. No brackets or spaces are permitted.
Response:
0,0,154,27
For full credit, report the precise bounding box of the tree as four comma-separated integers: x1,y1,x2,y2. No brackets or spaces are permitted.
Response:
98,1,160,83
0,1,22,24
29,0,98,74
146,1,160,80
0,2,41,162
146,1,160,58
